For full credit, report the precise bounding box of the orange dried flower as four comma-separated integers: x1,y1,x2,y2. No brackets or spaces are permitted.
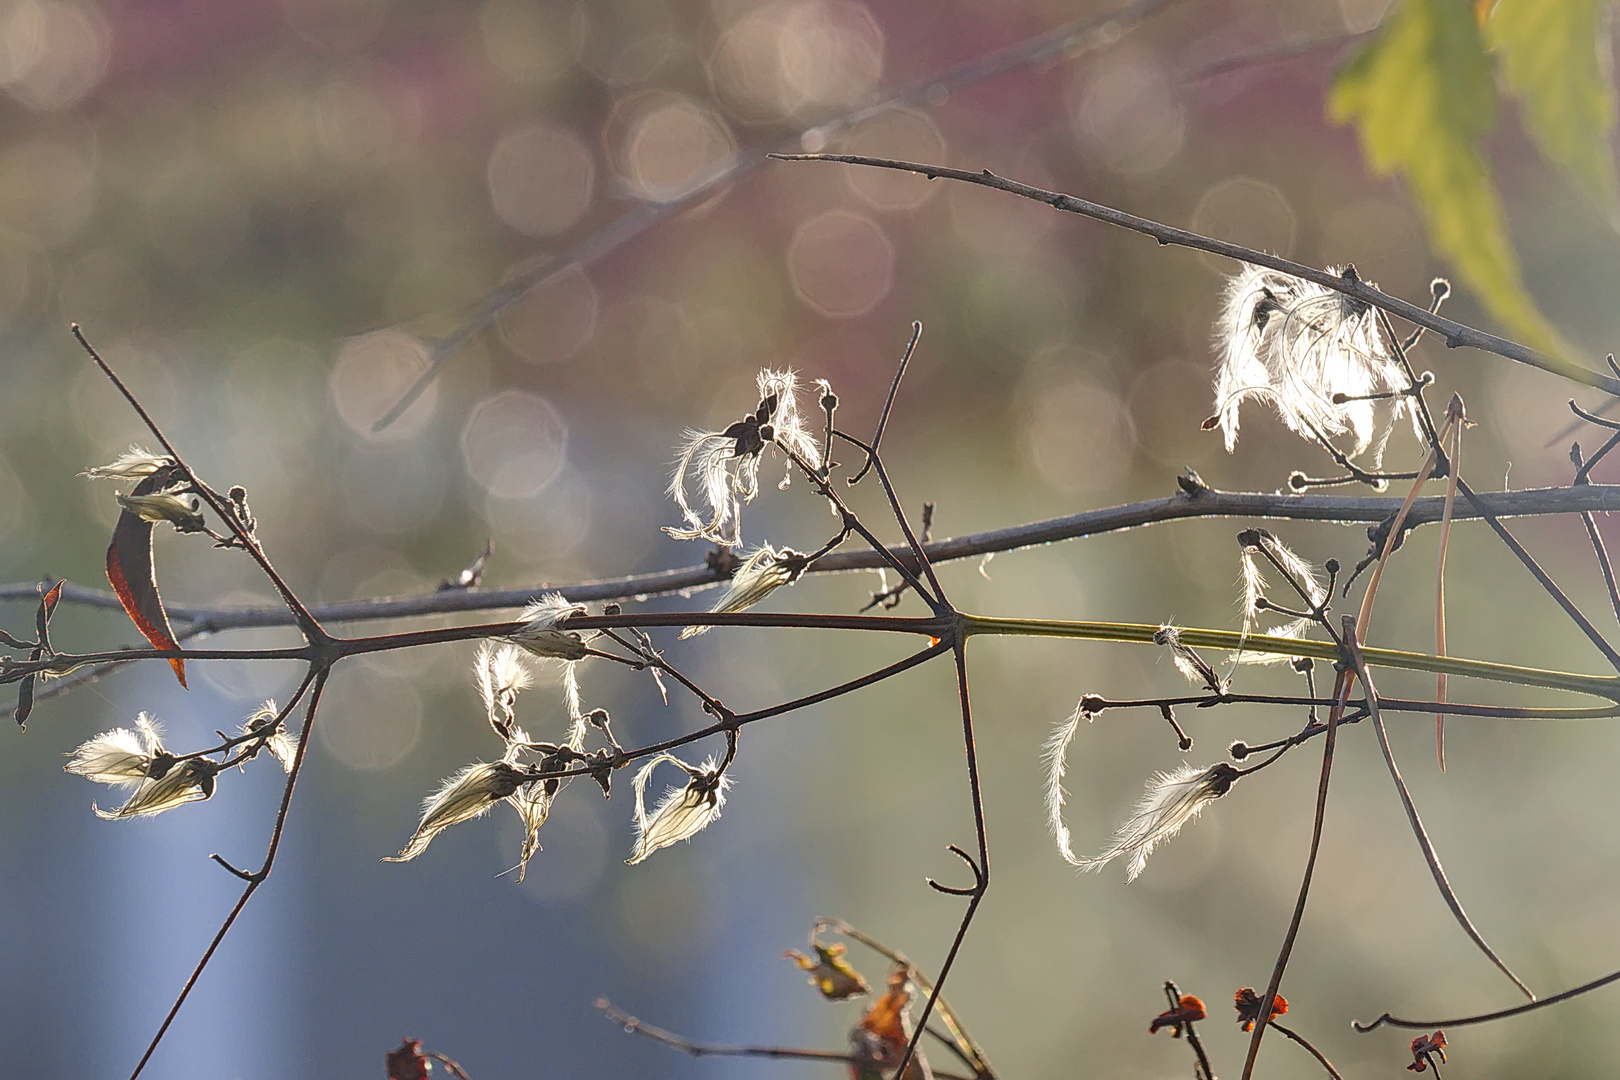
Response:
1407,1030,1447,1073
1150,994,1208,1037
385,1038,429,1080
786,942,870,1001
1233,987,1287,1032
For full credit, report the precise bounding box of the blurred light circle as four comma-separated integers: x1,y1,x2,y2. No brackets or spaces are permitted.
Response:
487,124,595,237
483,467,592,563
329,329,437,440
707,5,789,121
480,0,572,86
1191,177,1296,273
778,0,883,114
787,209,893,318
1068,52,1185,177
0,137,94,248
315,66,417,172
498,263,598,365
0,1,109,111
317,665,422,771
709,0,881,119
461,390,569,499
571,0,676,85
620,95,734,203
278,0,387,52
1130,359,1219,468
841,108,945,211
339,444,446,535
1340,0,1393,33
1022,377,1137,493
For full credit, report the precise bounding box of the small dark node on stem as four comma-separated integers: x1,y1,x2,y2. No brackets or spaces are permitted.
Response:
1160,703,1193,751
1079,693,1106,714
603,602,622,615
1229,740,1250,761
921,501,936,544
704,547,741,579
1177,468,1209,495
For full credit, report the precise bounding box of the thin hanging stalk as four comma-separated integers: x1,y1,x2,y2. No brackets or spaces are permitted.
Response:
1434,396,1465,770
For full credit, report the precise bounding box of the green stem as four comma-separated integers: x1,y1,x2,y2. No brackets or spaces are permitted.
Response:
960,614,1620,703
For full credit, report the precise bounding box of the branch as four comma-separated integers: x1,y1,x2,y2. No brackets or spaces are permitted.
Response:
595,998,978,1080
1240,637,1351,1080
1344,634,1535,1000
12,484,1620,629
771,155,1620,395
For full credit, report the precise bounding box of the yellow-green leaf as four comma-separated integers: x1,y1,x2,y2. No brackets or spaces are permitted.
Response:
1487,0,1618,216
1329,0,1580,365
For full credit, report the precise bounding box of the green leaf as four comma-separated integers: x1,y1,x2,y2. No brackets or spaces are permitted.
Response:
1487,0,1618,215
1328,0,1581,366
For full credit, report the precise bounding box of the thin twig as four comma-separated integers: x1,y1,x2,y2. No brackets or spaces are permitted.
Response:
1455,478,1620,672
771,155,1620,395
595,998,978,1080
1238,649,1351,1080
1163,980,1216,1080
1269,1021,1345,1080
890,638,989,1080
128,668,330,1080
70,325,328,645
1355,963,1620,1033
1342,634,1535,1000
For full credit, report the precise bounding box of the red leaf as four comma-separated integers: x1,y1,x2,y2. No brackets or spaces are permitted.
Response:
107,483,185,688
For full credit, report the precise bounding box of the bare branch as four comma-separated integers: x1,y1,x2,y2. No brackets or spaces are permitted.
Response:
12,484,1620,630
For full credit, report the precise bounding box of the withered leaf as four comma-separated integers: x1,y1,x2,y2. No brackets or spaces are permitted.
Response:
16,670,35,728
0,628,33,650
385,1038,430,1080
849,967,930,1080
35,579,62,653
106,471,186,688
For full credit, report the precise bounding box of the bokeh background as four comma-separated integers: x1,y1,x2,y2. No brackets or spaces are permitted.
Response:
4,0,1620,1077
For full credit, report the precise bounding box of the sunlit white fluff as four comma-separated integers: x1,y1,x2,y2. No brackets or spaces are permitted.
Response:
475,642,533,738
239,701,296,773
1043,701,1091,865
502,728,552,882
94,759,218,820
383,761,523,863
627,753,731,864
1213,265,1413,467
65,712,165,786
115,488,205,530
1075,762,1240,881
1233,532,1325,666
680,543,808,638
79,446,175,481
665,370,823,547
508,593,589,661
